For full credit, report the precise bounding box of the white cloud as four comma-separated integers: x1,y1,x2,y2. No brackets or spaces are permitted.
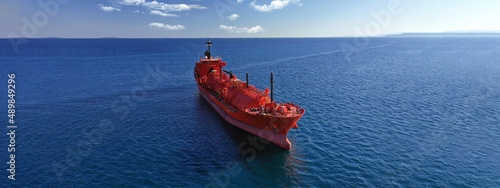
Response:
150,10,179,17
142,2,191,11
247,25,264,33
114,0,207,12
237,0,245,3
250,0,301,12
188,5,208,9
220,25,264,34
98,4,121,12
220,25,238,32
117,0,145,5
227,14,239,21
148,22,186,30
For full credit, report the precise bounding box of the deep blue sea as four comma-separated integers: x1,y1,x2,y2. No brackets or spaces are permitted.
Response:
1,38,499,187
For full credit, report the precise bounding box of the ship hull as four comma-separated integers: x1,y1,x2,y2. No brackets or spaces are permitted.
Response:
198,85,293,149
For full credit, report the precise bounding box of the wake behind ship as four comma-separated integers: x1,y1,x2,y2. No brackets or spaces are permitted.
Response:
194,39,305,149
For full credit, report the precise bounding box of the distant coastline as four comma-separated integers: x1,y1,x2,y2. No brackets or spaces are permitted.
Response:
385,32,500,37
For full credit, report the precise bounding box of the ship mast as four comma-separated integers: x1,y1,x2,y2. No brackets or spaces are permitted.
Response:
205,38,212,59
271,72,274,102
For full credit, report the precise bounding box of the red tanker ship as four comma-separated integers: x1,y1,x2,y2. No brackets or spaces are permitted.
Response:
194,39,305,149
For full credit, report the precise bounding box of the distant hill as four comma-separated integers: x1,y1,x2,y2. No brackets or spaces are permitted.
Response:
385,32,500,37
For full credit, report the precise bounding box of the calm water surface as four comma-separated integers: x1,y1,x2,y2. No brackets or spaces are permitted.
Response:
0,38,499,187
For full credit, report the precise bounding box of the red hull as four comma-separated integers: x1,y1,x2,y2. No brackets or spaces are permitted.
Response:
198,85,294,149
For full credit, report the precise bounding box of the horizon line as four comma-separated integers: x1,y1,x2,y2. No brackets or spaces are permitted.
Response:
3,32,500,39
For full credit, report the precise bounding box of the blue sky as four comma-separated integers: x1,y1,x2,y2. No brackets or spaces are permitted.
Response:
2,0,500,38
